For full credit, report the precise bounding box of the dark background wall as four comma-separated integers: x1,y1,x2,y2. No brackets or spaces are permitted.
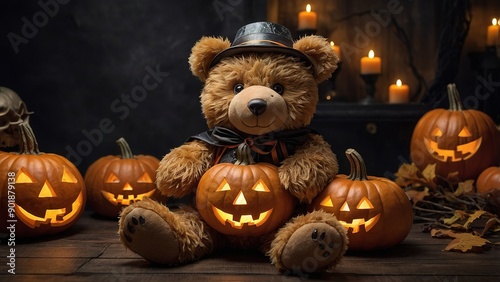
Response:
0,0,267,174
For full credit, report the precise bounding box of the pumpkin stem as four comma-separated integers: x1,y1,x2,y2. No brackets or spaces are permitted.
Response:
447,83,464,111
18,122,41,155
234,143,256,165
116,137,134,159
346,148,368,181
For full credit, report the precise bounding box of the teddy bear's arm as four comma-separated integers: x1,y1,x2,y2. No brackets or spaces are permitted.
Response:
279,134,338,203
155,140,213,198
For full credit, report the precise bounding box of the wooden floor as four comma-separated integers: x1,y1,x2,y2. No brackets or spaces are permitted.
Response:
1,210,499,281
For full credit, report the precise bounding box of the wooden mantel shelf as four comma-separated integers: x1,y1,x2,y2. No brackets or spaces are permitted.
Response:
314,102,427,121
311,102,427,176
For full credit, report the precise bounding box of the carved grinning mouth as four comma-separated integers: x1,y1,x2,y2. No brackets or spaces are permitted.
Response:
424,137,482,162
211,205,273,229
101,189,156,206
15,192,84,227
339,214,381,233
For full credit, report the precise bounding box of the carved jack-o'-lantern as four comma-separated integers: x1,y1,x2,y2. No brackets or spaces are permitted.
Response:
0,123,86,237
0,86,32,148
309,149,413,250
410,84,500,182
196,144,296,236
85,138,163,217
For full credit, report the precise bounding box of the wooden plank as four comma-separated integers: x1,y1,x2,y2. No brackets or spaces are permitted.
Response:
14,244,107,258
0,258,90,275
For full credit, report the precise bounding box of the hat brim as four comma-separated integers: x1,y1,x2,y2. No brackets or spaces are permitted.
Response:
209,45,315,70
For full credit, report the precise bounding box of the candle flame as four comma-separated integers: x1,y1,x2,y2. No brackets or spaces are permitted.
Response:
306,4,311,13
368,50,375,58
396,79,402,86
330,41,335,47
493,18,498,26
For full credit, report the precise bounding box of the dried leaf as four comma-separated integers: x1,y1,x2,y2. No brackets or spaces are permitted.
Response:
463,210,487,229
405,187,429,205
454,180,475,197
444,232,491,253
395,163,420,186
442,210,468,225
480,217,500,237
421,163,436,183
431,228,455,238
445,171,461,186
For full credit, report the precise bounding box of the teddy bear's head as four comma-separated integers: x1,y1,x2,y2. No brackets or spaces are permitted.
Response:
189,22,338,136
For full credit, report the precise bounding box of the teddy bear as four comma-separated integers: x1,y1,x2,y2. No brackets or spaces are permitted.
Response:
118,21,348,274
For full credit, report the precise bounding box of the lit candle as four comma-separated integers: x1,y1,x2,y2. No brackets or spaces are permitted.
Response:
330,41,341,60
298,4,317,30
487,18,499,46
360,50,381,74
389,79,410,103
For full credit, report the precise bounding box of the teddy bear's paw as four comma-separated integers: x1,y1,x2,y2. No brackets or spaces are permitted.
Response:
280,222,346,273
119,207,181,265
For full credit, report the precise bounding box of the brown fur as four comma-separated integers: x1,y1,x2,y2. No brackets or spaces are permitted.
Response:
119,30,347,273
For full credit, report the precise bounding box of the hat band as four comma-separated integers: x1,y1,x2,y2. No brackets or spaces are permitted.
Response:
238,39,288,48
232,33,293,48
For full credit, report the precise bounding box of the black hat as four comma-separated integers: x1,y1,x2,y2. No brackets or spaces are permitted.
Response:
209,22,314,68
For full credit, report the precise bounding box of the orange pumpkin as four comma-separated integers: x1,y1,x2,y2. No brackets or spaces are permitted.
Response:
0,123,86,237
410,84,500,182
476,166,500,194
309,148,413,250
196,143,296,236
84,137,163,218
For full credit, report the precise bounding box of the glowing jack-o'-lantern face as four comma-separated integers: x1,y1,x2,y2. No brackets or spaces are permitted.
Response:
411,84,500,181
309,149,413,251
100,171,156,206
196,144,296,237
424,126,482,162
320,196,380,234
209,178,275,230
84,138,163,218
0,123,86,238
14,166,84,229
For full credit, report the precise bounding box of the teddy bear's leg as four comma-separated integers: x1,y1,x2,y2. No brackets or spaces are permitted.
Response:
118,197,218,265
267,210,348,274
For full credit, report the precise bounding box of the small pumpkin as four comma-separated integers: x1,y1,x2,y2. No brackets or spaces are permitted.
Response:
0,123,86,237
476,166,500,194
84,138,164,218
309,148,413,251
410,84,500,182
196,143,296,237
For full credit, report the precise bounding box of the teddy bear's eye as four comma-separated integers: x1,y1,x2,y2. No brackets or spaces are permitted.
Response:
272,84,284,94
234,84,244,94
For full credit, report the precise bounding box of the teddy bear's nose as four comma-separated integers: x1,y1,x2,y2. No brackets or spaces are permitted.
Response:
247,99,267,116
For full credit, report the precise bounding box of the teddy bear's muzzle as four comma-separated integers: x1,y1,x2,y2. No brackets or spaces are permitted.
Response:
228,85,288,135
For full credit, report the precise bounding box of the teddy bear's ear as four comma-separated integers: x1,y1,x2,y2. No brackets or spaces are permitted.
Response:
189,36,231,82
293,35,339,83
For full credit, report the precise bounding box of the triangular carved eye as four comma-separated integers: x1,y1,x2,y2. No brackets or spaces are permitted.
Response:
216,179,231,192
106,173,120,183
357,197,374,209
320,196,334,207
61,166,78,183
39,181,57,197
432,127,443,137
16,169,35,183
137,172,153,183
458,126,472,137
340,202,350,212
252,180,270,192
